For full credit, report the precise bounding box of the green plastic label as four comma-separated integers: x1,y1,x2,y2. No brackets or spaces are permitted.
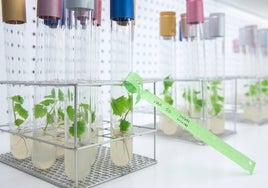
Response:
124,72,256,174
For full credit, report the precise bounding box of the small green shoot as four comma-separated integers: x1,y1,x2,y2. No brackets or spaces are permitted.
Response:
244,79,268,104
11,95,29,127
162,76,174,105
207,81,224,115
34,88,65,133
111,94,133,133
66,99,96,139
182,87,205,115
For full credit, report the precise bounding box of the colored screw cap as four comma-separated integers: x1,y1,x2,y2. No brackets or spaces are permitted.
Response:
160,11,176,37
2,0,26,24
110,0,134,21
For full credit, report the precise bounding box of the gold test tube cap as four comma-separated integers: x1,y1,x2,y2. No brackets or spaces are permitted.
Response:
160,11,176,37
2,0,26,24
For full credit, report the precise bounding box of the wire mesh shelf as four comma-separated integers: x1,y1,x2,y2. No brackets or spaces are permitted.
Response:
0,146,157,188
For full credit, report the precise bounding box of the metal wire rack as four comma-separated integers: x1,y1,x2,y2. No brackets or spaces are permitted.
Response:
0,147,157,188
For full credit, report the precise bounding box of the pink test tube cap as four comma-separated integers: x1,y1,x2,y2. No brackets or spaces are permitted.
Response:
186,0,204,24
37,0,62,19
93,0,102,26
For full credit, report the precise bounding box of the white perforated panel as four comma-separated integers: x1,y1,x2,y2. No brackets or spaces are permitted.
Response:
1,0,268,123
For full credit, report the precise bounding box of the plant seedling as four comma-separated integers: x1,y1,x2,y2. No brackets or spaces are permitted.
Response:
162,76,174,105
34,88,65,133
67,102,96,140
207,81,224,116
111,94,133,133
66,89,96,140
182,87,205,115
11,95,29,127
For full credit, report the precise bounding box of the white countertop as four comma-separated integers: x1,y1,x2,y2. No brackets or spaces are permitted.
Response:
0,122,267,188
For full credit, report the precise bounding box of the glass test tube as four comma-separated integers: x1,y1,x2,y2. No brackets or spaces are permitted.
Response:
158,11,177,135
64,0,96,182
110,0,134,166
2,0,32,160
207,13,225,135
242,25,260,123
185,0,207,129
93,0,103,143
32,0,64,170
257,29,268,121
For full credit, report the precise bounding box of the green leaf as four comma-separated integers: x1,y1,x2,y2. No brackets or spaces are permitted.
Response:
218,96,224,102
91,111,96,124
126,95,133,111
41,99,55,106
80,103,90,111
14,104,29,120
164,95,174,105
34,104,47,118
67,89,73,101
163,76,173,91
262,88,268,95
211,80,221,85
67,106,75,121
11,95,24,104
262,80,268,86
58,108,65,121
119,119,130,132
47,113,54,125
213,103,223,115
44,95,53,99
58,89,64,101
111,96,128,116
68,120,86,138
14,119,24,126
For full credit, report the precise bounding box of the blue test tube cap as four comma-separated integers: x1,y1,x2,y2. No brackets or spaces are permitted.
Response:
110,0,134,21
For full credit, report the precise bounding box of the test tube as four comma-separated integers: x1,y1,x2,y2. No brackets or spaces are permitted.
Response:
158,11,177,135
2,0,32,160
110,0,135,166
64,0,96,182
32,0,64,170
207,13,226,135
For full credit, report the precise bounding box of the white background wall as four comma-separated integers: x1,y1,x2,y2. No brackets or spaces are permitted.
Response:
1,0,268,123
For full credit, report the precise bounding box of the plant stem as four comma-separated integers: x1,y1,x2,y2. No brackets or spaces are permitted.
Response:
42,100,57,133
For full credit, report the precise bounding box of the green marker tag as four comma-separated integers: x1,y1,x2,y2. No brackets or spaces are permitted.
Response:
124,72,256,175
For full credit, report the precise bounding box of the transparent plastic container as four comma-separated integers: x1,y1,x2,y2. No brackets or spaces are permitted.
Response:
110,0,134,166
2,0,32,160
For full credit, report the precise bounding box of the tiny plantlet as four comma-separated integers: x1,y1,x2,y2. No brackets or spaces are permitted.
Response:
182,87,205,115
67,103,96,140
34,88,65,133
11,95,29,127
244,80,268,102
66,89,96,140
207,81,224,115
10,95,30,155
162,76,174,105
111,94,133,133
